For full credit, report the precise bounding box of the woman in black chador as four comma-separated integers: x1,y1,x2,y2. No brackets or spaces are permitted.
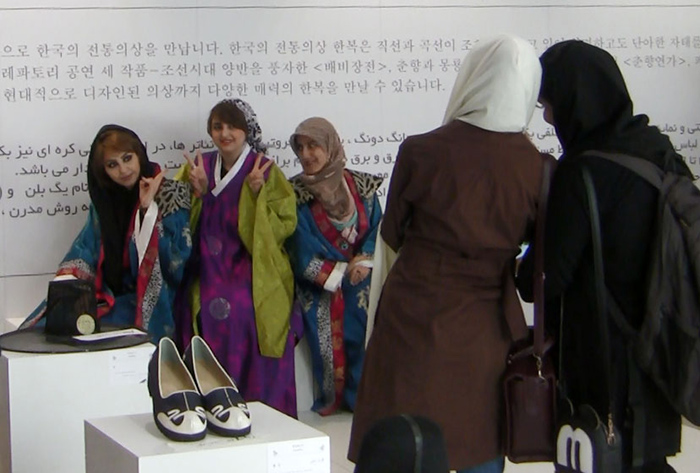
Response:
517,40,688,472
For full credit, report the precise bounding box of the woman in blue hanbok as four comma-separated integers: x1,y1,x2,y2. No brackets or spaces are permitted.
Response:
22,124,192,341
287,117,383,415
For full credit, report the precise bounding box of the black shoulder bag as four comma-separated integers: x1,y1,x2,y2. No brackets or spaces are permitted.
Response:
554,166,623,472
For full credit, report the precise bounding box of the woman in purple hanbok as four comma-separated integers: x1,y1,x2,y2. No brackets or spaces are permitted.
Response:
175,99,300,417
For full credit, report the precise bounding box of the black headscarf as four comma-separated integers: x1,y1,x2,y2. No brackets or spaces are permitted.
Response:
87,124,154,295
540,40,691,177
354,415,449,473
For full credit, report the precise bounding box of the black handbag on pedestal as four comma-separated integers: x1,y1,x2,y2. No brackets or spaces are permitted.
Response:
44,279,98,336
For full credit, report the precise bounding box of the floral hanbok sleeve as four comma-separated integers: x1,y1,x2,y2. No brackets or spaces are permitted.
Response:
288,170,384,292
289,210,348,291
127,179,192,340
153,179,192,287
55,205,102,280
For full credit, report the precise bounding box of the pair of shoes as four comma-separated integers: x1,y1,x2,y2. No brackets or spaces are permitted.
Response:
148,336,251,442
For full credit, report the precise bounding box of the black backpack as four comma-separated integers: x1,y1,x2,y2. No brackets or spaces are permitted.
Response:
583,150,700,425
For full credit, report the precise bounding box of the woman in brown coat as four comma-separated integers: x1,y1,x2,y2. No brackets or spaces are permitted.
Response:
348,35,553,472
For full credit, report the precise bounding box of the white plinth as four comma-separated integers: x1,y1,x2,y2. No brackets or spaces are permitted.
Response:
85,401,331,473
0,343,155,473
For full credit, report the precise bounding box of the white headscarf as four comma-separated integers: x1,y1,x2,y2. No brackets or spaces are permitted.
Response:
442,34,541,133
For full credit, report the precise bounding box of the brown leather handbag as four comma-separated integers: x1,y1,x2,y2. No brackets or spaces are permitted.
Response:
503,158,557,463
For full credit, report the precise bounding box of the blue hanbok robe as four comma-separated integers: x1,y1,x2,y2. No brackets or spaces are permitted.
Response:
23,179,191,341
288,169,383,414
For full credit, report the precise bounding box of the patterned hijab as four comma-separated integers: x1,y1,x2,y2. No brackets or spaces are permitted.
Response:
443,34,541,132
290,117,354,221
209,98,267,154
231,98,267,153
540,40,691,176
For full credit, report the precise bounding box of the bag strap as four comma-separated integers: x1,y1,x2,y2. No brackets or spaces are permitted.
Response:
580,150,663,189
582,166,619,445
505,157,552,347
533,158,552,357
580,151,654,338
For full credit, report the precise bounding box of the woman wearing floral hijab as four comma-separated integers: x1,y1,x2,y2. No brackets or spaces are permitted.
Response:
287,117,383,415
176,99,301,417
348,35,553,472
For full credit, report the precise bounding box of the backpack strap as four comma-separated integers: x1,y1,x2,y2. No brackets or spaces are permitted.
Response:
606,292,636,336
582,152,653,464
580,150,664,190
581,166,619,444
580,151,660,337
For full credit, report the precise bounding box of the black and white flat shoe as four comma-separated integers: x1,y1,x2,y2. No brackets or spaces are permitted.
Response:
148,337,207,442
184,335,252,437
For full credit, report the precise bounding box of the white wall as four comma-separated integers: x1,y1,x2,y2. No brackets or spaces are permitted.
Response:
2,0,700,323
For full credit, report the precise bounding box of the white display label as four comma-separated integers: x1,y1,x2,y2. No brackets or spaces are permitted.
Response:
73,328,146,342
108,346,153,386
268,437,330,473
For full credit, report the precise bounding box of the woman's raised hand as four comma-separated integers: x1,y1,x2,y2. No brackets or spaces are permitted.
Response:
139,170,166,210
184,150,208,197
247,152,273,195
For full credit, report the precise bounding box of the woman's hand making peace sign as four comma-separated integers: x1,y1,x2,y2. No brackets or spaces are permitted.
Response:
247,152,273,195
184,150,208,197
139,170,166,210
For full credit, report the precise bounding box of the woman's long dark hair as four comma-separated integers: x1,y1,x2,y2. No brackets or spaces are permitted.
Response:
87,124,154,294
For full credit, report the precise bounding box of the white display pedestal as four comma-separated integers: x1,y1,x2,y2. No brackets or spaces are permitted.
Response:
85,401,331,473
0,343,155,473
